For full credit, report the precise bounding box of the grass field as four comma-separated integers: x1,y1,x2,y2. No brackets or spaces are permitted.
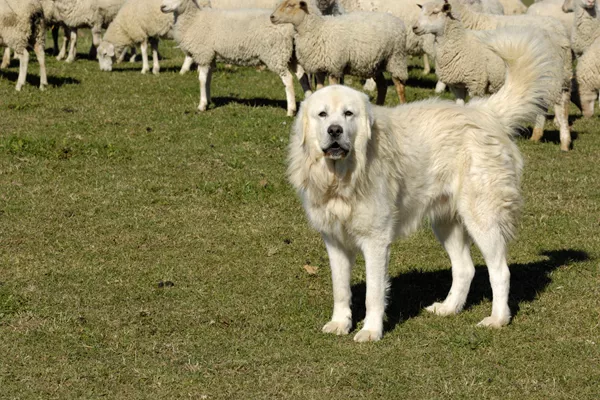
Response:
1,31,599,399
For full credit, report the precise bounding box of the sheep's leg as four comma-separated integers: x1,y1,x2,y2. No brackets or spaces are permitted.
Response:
281,70,297,117
374,72,388,105
116,47,127,64
329,75,340,85
1,48,10,69
129,47,137,63
180,55,194,75
315,72,326,90
392,76,406,104
450,85,467,105
422,54,431,76
89,25,102,60
140,39,149,74
531,113,546,142
150,38,160,75
33,42,48,90
555,90,572,151
57,28,69,61
435,81,447,94
66,29,77,63
363,78,376,92
51,25,59,56
16,49,29,91
197,65,211,112
290,63,312,97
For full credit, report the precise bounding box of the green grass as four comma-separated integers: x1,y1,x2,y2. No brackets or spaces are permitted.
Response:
1,31,599,399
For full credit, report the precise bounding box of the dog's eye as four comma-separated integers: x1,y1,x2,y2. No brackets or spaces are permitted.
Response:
344,111,353,117
318,111,327,118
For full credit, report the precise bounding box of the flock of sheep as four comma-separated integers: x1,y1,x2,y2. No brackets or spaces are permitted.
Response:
1,0,599,151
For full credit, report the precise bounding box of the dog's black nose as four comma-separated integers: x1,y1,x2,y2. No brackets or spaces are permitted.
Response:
328,124,343,138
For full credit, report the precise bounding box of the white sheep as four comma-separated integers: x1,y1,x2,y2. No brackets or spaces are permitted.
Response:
0,0,47,91
417,0,573,151
338,0,436,75
562,0,600,57
271,0,409,105
209,0,344,14
161,0,311,116
527,0,574,34
413,1,507,104
498,0,527,14
571,35,600,117
97,0,183,74
461,0,505,14
40,0,128,63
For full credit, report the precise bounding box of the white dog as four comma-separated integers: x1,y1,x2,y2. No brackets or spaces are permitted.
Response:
287,28,560,341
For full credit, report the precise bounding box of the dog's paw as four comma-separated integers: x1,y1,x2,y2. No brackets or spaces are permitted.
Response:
476,315,510,328
322,320,351,336
353,329,382,342
425,302,458,316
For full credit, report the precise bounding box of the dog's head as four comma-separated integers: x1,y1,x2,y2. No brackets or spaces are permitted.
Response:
292,85,373,164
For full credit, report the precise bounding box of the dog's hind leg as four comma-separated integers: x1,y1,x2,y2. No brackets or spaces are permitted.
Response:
469,227,511,328
426,219,474,316
322,235,356,337
354,240,390,342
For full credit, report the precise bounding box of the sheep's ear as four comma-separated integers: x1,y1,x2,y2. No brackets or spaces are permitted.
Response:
442,2,451,12
107,44,115,57
417,4,422,8
299,0,309,12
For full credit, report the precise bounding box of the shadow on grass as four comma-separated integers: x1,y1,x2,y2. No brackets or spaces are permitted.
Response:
0,70,80,88
349,249,590,332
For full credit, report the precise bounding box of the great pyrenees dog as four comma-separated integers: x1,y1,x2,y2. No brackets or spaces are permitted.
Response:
287,28,560,342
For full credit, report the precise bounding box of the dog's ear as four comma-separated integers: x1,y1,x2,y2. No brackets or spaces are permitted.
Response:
293,100,309,146
358,92,373,141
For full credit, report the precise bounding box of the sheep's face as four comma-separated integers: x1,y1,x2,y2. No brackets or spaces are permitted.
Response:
578,0,597,9
270,0,309,26
97,42,115,72
161,0,185,14
413,1,450,36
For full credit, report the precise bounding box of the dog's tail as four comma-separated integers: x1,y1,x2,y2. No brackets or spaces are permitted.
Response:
473,28,561,134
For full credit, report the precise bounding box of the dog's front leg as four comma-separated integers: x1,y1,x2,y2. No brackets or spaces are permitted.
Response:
354,240,390,342
322,234,356,336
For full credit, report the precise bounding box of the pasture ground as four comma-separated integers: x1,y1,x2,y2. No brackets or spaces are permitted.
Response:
1,31,599,399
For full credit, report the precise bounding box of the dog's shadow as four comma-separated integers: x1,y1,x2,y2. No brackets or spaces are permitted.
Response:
350,249,589,332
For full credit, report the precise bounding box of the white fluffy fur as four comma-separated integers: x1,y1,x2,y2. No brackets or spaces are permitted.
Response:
0,0,47,91
288,27,560,342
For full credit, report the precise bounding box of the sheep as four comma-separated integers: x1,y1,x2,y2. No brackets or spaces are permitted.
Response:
177,0,344,75
97,0,184,74
571,35,600,117
461,0,505,14
527,0,574,35
562,0,600,57
160,0,312,116
0,0,47,91
39,0,128,63
498,0,527,14
209,0,345,14
413,1,507,104
271,0,409,105
416,0,573,151
337,0,436,75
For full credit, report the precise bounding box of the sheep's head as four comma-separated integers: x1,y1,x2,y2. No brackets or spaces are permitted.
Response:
161,0,185,14
271,0,310,26
578,0,597,9
413,0,451,36
97,41,115,72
